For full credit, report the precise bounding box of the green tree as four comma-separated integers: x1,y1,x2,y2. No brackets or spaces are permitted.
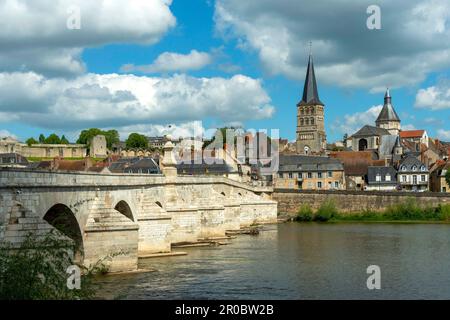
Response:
126,133,148,149
38,134,46,143
77,128,119,149
25,137,38,146
44,133,61,144
77,128,103,145
103,130,120,148
60,135,70,144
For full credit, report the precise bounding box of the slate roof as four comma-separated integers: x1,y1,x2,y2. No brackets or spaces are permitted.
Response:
124,158,160,174
278,155,343,172
367,166,398,185
297,55,324,106
398,155,428,173
352,125,391,138
177,157,236,175
376,89,401,123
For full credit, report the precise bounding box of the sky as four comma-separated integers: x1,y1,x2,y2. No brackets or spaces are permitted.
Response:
0,0,450,143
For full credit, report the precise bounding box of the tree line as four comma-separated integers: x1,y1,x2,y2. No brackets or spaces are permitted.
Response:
25,129,149,149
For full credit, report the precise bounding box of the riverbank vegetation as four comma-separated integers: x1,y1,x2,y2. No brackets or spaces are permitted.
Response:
295,198,450,223
0,230,109,300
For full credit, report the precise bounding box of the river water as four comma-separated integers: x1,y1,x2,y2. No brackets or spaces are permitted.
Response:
94,223,450,299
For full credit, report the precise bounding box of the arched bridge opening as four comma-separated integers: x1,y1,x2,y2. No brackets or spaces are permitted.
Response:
43,204,83,263
114,200,134,221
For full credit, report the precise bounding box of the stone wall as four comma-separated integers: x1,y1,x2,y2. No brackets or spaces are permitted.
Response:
273,189,450,216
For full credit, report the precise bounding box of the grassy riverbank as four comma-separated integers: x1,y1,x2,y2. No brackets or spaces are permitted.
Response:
294,198,450,223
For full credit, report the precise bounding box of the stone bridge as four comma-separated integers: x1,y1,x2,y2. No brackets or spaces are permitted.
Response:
0,166,277,272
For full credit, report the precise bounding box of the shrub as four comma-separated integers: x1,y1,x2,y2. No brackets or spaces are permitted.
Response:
296,204,314,222
0,230,98,300
438,204,450,221
315,199,338,222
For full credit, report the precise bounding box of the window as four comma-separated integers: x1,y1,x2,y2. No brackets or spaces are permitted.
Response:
318,172,322,179
288,173,293,179
317,182,322,189
421,175,426,182
402,175,407,182
298,173,303,179
307,172,312,179
328,171,332,178
376,174,381,182
420,165,426,171
413,175,418,184
412,165,417,171
335,181,339,188
278,173,283,178
386,174,391,182
401,166,407,171
310,118,315,125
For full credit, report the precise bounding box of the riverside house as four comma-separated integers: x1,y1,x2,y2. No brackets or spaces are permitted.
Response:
274,155,345,190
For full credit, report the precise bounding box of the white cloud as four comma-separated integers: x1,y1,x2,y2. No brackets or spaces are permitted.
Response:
0,0,176,76
333,105,382,135
402,124,417,131
415,82,450,110
114,121,205,140
214,0,450,91
0,130,17,139
437,129,450,140
0,72,275,130
121,50,212,74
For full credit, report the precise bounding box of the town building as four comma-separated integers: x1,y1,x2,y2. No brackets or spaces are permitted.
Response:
0,153,29,168
430,161,450,193
397,155,429,192
347,89,402,152
0,136,87,158
296,54,326,154
274,155,345,190
400,130,428,149
330,150,385,190
366,166,398,191
348,125,390,151
123,158,161,174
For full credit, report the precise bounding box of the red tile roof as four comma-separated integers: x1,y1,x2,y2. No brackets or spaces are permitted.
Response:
400,130,425,138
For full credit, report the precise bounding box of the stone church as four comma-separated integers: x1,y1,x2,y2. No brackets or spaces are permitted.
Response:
296,54,326,155
348,89,401,152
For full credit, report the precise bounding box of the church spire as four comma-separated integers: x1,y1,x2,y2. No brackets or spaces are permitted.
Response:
299,53,324,106
376,88,400,123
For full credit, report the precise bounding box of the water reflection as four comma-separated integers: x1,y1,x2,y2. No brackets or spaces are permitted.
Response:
94,223,450,299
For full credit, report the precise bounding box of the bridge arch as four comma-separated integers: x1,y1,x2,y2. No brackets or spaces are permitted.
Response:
114,200,134,221
43,204,83,262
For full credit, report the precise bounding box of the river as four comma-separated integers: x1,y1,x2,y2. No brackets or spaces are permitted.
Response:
93,223,450,299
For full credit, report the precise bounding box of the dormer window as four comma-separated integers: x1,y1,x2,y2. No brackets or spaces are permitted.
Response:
401,165,407,171
386,174,391,181
376,174,381,182
412,165,417,171
420,165,426,171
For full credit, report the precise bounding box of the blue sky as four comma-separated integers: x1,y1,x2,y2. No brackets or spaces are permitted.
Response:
0,0,449,143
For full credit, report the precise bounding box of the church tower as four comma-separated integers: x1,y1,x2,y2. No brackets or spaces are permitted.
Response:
375,89,401,136
296,54,326,154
